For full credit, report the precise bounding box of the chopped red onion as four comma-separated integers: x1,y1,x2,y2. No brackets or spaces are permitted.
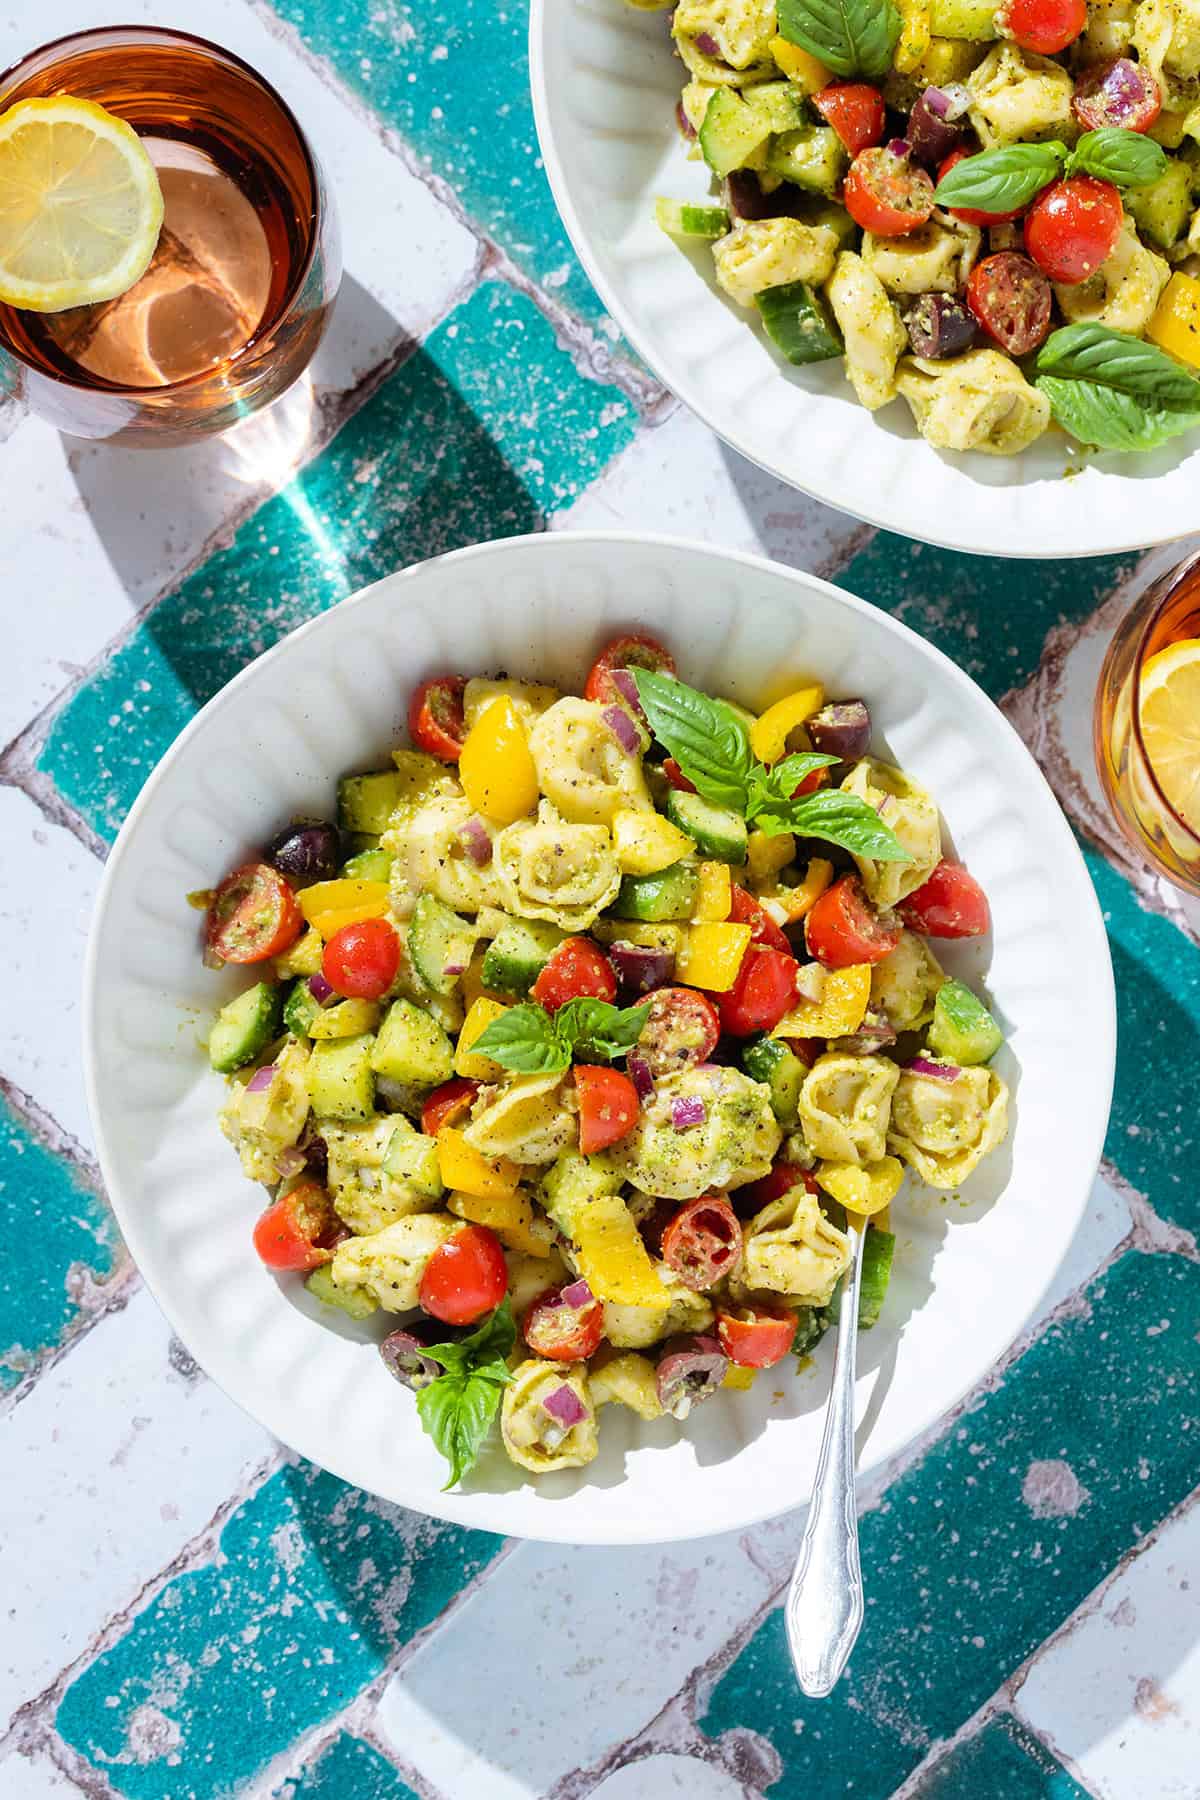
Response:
672,1095,707,1131
247,1063,277,1092
457,815,493,867
308,972,335,1003
887,137,910,158
694,29,721,54
608,941,675,997
608,667,646,721
541,1382,587,1428
676,98,697,139
275,1145,307,1177
908,1056,960,1082
561,1278,593,1308
602,703,642,755
628,1050,655,1100
923,83,970,120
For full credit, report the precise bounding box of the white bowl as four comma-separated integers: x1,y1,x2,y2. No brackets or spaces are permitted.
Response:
84,533,1114,1543
531,0,1199,558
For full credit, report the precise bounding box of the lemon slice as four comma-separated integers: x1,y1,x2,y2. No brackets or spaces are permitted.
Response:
0,97,163,312
1138,635,1200,834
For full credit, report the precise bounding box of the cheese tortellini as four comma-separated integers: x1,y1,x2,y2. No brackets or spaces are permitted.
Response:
797,1052,901,1165
826,251,906,411
840,757,942,907
324,1118,442,1234
738,1185,853,1306
528,698,651,826
1134,0,1200,107
589,1350,664,1420
896,349,1052,456
501,1361,598,1472
888,1061,1010,1188
219,1039,311,1185
602,1284,714,1348
714,218,840,308
870,929,945,1032
965,44,1075,147
1054,216,1171,334
673,0,778,75
862,217,981,296
462,1073,578,1166
395,794,502,914
612,1065,781,1198
330,1213,457,1311
494,802,622,929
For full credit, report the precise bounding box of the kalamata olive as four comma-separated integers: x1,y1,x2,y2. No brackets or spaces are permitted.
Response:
267,821,340,884
806,698,872,762
656,1333,730,1419
906,87,967,168
607,941,676,997
904,292,978,360
832,1013,898,1055
381,1323,451,1392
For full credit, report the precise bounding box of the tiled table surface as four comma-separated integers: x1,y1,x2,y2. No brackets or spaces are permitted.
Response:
2,3,1198,1797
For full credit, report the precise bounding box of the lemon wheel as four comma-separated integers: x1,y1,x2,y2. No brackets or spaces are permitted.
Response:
1138,636,1200,835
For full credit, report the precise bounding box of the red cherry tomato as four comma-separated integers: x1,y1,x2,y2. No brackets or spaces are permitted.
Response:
843,145,935,237
408,675,467,762
999,0,1086,54
716,945,799,1037
421,1076,479,1136
897,860,991,938
634,985,721,1079
322,917,401,999
1073,57,1161,134
575,1064,640,1154
793,767,828,797
736,1161,820,1212
523,1283,606,1360
965,251,1053,355
419,1224,508,1326
207,862,302,965
662,757,697,794
812,81,887,155
531,936,616,1012
937,148,1024,226
781,1037,821,1069
1024,175,1122,284
584,632,676,708
729,882,791,955
805,875,901,968
717,1304,798,1369
661,1194,743,1290
252,1180,337,1272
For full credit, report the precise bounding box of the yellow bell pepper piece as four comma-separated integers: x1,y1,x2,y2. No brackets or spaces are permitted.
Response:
448,1189,555,1257
612,807,696,875
722,1363,758,1391
1148,273,1200,370
299,879,391,939
454,997,509,1079
780,856,834,923
458,697,539,826
592,920,682,953
692,860,732,923
770,35,832,91
273,928,324,979
816,1156,905,1217
676,921,753,991
571,1194,672,1306
771,962,871,1039
895,0,932,72
749,684,825,764
436,1127,520,1199
746,829,795,882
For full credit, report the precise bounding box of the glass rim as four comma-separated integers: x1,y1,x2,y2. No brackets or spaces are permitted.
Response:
1128,545,1200,855
0,23,325,398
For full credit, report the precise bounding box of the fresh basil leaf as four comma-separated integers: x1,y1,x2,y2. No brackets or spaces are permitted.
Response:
417,1302,516,1489
557,996,652,1060
1036,323,1200,409
1036,374,1200,451
424,1299,517,1374
633,668,753,812
784,788,912,860
469,1003,569,1073
933,142,1065,213
1067,128,1167,188
777,0,900,79
747,753,839,821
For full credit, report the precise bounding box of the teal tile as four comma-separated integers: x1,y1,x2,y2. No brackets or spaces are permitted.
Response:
56,1461,502,1800
701,1249,1200,1797
839,536,1140,701
911,1715,1089,1800
278,1733,418,1800
264,0,611,332
37,281,636,844
0,1089,120,1391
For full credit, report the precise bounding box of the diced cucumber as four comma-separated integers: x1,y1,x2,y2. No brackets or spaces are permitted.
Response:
283,978,322,1039
744,80,808,135
929,0,998,38
344,831,382,856
370,998,455,1085
757,279,843,364
481,917,565,996
741,1034,806,1125
804,200,857,247
408,893,478,995
927,979,1003,1066
1126,158,1192,249
273,929,324,980
305,1263,379,1320
859,1227,895,1329
306,1035,376,1122
382,1119,445,1198
655,197,732,241
209,983,283,1073
699,88,774,178
591,919,683,954
665,791,749,863
337,771,412,835
766,126,847,196
340,847,394,882
611,861,700,921
309,998,381,1040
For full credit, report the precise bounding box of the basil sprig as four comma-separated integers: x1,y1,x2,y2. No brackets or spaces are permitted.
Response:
1035,323,1200,452
777,0,899,80
933,131,1167,213
471,997,653,1075
634,669,910,862
1067,128,1167,188
416,1302,515,1489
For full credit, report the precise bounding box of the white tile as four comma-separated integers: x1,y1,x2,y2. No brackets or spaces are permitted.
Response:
1015,1500,1200,1800
590,1756,747,1799
1035,1167,1131,1319
376,1531,776,1800
0,1749,89,1799
0,1288,271,1727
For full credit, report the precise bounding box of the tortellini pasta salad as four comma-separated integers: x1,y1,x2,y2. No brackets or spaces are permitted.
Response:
199,631,1009,1489
644,0,1200,456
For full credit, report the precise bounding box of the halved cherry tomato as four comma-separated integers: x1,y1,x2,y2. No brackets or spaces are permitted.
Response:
531,936,616,1012
812,82,886,155
662,757,697,794
207,862,302,965
965,251,1052,355
635,986,721,1078
937,148,1023,227
575,1064,640,1154
805,874,900,968
322,917,401,999
730,883,791,955
999,0,1086,55
793,767,828,797
1073,57,1161,134
419,1223,507,1326
735,1161,820,1213
716,945,799,1037
1024,175,1122,284
843,146,935,237
717,1304,798,1369
584,632,676,708
897,860,991,938
252,1180,337,1272
408,675,467,762
523,1282,605,1360
661,1194,743,1290
421,1076,480,1136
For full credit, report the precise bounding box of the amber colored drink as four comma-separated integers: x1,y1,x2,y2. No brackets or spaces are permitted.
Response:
0,28,340,445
